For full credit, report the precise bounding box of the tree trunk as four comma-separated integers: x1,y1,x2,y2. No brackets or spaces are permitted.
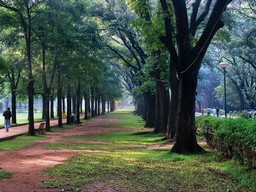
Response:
62,96,65,112
110,100,115,112
41,42,51,131
67,84,72,124
87,89,91,117
72,95,76,114
98,96,101,116
91,88,95,117
83,91,88,119
76,79,81,124
44,90,50,131
144,92,155,128
11,90,17,124
57,63,62,128
102,98,106,115
107,101,110,113
171,72,204,153
50,96,54,118
95,96,98,117
167,64,180,139
154,79,169,133
27,80,35,135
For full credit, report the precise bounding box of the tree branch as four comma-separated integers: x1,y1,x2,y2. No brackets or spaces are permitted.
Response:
190,0,213,36
106,44,139,71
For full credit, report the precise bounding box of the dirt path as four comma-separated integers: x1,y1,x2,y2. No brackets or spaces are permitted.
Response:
0,117,153,192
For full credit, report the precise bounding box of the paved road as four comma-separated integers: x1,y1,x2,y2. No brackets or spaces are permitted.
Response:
0,119,66,141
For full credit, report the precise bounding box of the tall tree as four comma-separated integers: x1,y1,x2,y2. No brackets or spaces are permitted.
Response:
158,0,233,153
0,0,43,135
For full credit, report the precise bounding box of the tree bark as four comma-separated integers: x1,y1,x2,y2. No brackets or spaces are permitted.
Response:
167,63,180,139
154,79,169,133
144,92,155,128
171,71,204,153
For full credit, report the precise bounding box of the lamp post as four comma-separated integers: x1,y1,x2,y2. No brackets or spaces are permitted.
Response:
220,61,229,118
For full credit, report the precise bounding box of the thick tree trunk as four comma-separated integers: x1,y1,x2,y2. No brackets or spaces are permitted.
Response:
167,88,179,139
154,79,169,133
167,65,180,139
171,72,204,153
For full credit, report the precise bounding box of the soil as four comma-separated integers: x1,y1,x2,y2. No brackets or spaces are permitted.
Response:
0,117,173,192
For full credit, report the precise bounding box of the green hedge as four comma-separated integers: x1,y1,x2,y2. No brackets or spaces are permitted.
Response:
196,116,256,169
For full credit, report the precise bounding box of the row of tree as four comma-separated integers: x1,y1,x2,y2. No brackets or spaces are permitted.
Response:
100,0,255,153
0,0,123,135
99,0,234,153
0,0,254,154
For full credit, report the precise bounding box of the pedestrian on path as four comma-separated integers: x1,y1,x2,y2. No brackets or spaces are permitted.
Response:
3,107,12,132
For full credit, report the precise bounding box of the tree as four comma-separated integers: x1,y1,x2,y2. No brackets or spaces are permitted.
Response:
209,1,256,110
0,0,45,135
130,0,233,153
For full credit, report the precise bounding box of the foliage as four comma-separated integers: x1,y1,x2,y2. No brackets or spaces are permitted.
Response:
196,116,256,169
205,1,256,110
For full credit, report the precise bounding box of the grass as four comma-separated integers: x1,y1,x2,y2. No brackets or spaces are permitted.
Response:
46,131,164,151
0,170,12,180
63,131,164,144
45,151,251,192
105,111,145,128
44,110,255,192
0,135,47,151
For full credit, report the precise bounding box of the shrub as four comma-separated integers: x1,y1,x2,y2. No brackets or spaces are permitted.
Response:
196,117,256,169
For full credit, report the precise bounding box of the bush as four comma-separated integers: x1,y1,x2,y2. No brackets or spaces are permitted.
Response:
196,116,256,169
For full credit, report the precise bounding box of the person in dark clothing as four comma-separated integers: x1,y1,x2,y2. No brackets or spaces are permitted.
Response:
3,107,12,132
216,107,220,117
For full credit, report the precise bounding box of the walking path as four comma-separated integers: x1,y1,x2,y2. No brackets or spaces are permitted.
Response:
0,119,66,141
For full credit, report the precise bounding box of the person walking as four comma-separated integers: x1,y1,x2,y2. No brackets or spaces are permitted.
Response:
3,107,12,132
216,107,220,117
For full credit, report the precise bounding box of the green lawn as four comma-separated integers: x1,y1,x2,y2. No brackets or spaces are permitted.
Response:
0,112,43,127
0,110,254,191
43,110,256,192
